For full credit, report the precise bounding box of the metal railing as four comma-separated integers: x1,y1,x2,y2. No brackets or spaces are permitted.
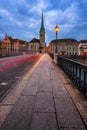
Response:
58,55,87,96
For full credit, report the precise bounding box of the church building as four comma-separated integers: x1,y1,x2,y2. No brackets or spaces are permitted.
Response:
39,12,45,50
28,12,46,53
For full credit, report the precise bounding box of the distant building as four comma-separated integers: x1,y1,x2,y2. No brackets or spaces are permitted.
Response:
0,40,2,56
48,39,79,55
79,40,87,56
28,38,41,52
0,40,2,49
1,34,28,54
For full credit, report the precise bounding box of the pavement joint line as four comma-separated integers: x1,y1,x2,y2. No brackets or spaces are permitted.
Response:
21,94,36,96
59,126,84,129
33,111,55,114
37,91,52,93
48,60,60,130
0,103,14,106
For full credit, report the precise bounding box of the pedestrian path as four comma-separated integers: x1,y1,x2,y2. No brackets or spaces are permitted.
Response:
0,54,87,130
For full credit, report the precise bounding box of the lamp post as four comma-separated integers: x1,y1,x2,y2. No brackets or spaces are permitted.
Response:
54,25,59,53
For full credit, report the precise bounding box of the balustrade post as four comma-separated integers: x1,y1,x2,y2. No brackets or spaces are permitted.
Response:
83,69,87,95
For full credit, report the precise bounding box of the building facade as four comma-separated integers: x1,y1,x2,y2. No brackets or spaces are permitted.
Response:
79,40,87,56
1,34,28,54
28,38,41,52
48,39,79,55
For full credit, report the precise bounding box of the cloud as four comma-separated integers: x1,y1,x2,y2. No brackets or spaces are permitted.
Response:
0,9,14,25
63,2,79,22
0,0,87,42
45,2,79,32
0,9,24,27
0,9,11,20
27,18,40,28
45,10,59,29
44,1,82,42
30,0,51,14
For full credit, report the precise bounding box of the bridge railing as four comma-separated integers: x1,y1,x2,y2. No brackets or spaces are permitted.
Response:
58,55,87,96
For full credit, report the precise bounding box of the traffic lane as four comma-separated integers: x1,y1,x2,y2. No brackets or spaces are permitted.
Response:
0,54,33,61
0,54,37,70
0,54,26,63
0,54,42,102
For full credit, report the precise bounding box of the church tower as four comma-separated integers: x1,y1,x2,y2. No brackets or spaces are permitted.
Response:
39,12,45,48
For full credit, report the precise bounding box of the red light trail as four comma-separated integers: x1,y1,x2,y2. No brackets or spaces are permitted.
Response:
0,55,37,71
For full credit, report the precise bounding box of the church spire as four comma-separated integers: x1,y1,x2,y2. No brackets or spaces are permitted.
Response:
40,11,45,32
39,11,45,51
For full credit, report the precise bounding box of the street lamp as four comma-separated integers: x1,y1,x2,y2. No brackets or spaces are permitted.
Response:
54,25,59,53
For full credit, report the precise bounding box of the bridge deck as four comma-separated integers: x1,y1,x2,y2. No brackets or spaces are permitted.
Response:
0,53,87,130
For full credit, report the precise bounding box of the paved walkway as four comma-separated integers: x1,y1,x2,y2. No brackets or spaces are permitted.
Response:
0,54,87,130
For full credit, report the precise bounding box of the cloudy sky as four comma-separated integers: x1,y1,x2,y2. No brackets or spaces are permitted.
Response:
0,0,87,44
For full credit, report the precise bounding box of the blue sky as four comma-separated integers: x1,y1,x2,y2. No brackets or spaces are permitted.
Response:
0,0,87,44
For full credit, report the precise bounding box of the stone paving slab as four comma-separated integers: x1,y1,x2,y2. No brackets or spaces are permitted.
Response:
0,80,27,105
55,97,85,129
0,96,35,130
30,113,58,130
21,76,40,96
50,70,69,98
34,92,55,113
0,105,13,127
38,63,52,93
38,75,52,92
21,82,38,96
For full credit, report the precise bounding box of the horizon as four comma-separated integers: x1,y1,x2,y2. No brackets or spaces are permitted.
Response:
1,34,86,43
